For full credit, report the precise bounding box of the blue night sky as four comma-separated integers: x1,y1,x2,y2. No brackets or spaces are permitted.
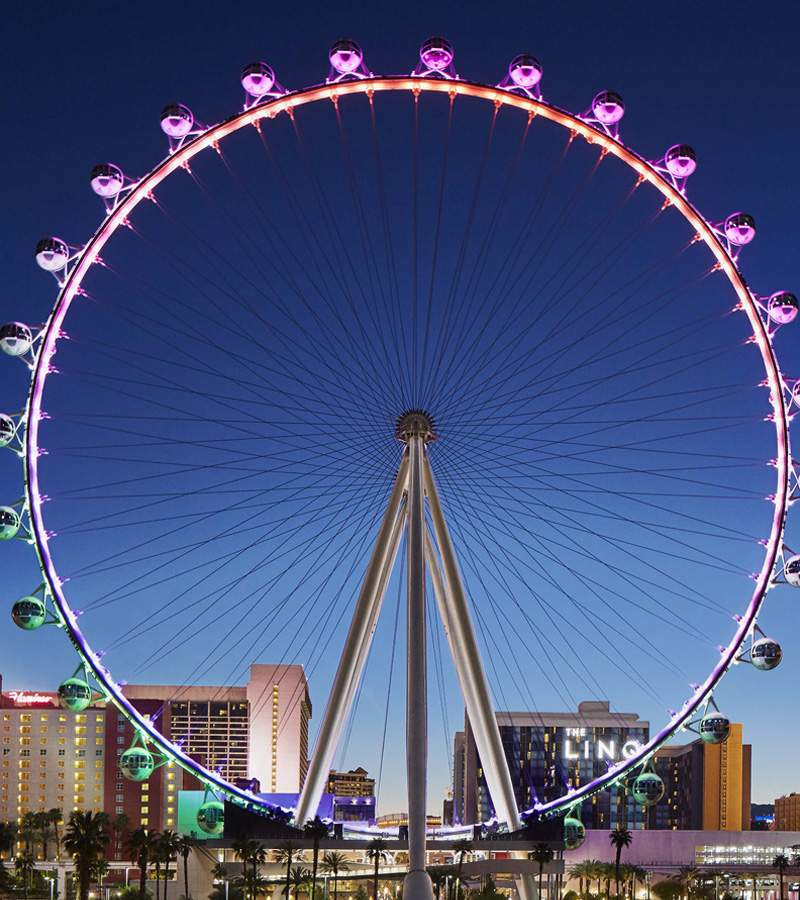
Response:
0,1,798,819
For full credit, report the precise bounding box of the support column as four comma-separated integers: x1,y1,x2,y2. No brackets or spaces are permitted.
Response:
295,456,409,826
424,459,538,900
403,433,434,900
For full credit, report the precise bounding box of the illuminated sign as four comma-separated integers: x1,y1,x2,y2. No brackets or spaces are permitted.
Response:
7,691,57,706
562,728,640,761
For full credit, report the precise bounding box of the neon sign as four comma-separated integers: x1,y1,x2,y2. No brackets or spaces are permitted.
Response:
562,728,640,761
7,691,57,706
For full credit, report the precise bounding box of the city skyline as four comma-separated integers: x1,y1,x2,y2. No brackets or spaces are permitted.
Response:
1,1,798,822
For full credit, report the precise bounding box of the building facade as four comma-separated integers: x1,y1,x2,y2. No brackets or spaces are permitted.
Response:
0,663,312,841
123,663,311,797
648,724,751,831
774,793,800,830
456,700,650,830
0,686,106,827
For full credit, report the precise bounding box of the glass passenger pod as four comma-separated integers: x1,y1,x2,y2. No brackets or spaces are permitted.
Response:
632,772,664,806
698,712,730,744
0,322,33,357
35,237,69,271
12,597,46,630
766,292,798,325
750,637,782,670
57,677,93,711
564,816,586,850
160,104,194,138
0,414,16,448
664,144,697,178
419,37,453,71
509,54,542,88
724,212,756,245
241,62,275,97
784,554,800,587
90,164,124,198
0,507,21,540
329,39,363,74
197,799,225,835
120,747,156,781
592,90,625,124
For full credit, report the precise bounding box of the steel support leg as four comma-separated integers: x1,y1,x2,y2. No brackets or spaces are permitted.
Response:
403,437,434,900
424,459,537,900
295,457,409,826
424,456,521,829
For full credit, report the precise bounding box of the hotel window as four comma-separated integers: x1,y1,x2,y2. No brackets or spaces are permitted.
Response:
19,727,30,735
141,818,148,825
76,716,87,723
59,739,66,746
96,727,103,734
40,727,47,733
75,728,86,736
141,807,149,814
59,727,66,734
116,806,123,814
75,739,86,747
21,716,31,723
20,738,30,746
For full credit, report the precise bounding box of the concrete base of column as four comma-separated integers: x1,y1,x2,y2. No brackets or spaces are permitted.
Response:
403,870,434,900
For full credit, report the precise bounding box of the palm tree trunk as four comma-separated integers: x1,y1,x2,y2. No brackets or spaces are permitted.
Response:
311,844,319,900
333,872,338,900
139,856,147,900
155,861,161,900
539,864,544,900
184,853,190,900
285,853,293,900
374,858,379,900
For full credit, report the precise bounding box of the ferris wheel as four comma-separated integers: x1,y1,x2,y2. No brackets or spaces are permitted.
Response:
2,35,798,873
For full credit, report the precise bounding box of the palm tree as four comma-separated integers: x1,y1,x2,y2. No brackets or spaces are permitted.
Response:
0,821,17,867
63,810,110,900
127,828,158,900
428,867,447,900
366,838,389,900
47,809,63,861
212,863,228,885
176,833,199,900
600,862,615,900
323,851,349,900
158,831,179,900
304,818,329,900
289,866,312,900
609,828,633,896
452,840,472,900
585,859,605,898
237,870,272,900
15,850,35,900
675,866,699,898
274,841,301,900
773,854,790,900
529,843,554,900
569,860,596,898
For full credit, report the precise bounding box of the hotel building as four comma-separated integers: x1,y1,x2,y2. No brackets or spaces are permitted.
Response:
648,723,751,831
455,700,650,830
0,663,312,841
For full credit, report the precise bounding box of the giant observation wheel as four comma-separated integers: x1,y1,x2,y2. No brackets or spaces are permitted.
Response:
2,37,799,857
